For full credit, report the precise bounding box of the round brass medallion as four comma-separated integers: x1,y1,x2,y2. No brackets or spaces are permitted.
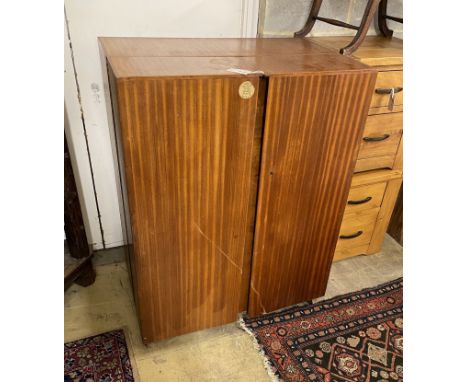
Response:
238,81,255,99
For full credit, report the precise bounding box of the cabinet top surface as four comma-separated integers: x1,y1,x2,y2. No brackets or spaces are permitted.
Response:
99,37,373,79
311,36,403,67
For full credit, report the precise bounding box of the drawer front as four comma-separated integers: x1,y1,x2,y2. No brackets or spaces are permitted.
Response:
370,70,403,109
343,182,387,215
355,155,395,173
334,244,370,262
355,112,402,173
335,208,379,253
359,112,402,158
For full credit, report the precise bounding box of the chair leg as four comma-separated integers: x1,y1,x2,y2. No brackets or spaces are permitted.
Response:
378,0,394,38
294,0,324,38
74,260,96,287
340,0,380,55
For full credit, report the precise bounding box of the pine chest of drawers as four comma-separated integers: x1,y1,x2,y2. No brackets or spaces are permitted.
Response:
314,36,403,261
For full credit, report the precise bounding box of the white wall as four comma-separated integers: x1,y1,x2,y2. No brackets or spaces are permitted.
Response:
64,0,259,250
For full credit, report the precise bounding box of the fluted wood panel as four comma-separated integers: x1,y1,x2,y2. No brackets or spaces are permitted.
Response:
248,72,376,316
115,76,261,342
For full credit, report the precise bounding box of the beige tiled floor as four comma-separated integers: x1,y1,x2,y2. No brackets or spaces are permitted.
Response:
64,235,402,381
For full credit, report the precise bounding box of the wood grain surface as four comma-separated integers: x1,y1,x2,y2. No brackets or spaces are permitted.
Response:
248,71,376,316
343,182,387,215
350,169,402,188
99,37,333,57
370,70,403,109
334,243,371,262
114,75,262,342
100,37,371,80
311,36,403,67
107,54,370,79
368,104,403,116
354,154,396,173
323,35,404,261
358,112,403,161
355,110,403,173
340,169,403,259
335,207,380,253
367,178,403,255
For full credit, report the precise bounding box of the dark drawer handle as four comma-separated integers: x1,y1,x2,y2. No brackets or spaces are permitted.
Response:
348,196,372,205
375,86,403,95
363,134,390,142
339,231,363,240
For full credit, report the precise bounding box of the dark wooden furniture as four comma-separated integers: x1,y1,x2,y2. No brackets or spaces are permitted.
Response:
295,0,403,55
100,37,376,342
64,254,95,290
295,0,380,55
378,0,403,38
387,185,403,245
64,134,95,290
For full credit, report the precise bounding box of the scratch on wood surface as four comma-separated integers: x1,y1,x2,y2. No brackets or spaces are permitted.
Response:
250,283,267,314
193,222,242,274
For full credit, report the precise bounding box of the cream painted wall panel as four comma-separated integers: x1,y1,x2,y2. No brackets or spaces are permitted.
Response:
64,20,102,247
64,0,259,249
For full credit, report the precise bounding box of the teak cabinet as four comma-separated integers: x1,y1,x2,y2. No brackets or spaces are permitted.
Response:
100,37,377,343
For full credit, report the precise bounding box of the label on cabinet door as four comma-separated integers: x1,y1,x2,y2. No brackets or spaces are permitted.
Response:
239,81,255,99
227,68,264,75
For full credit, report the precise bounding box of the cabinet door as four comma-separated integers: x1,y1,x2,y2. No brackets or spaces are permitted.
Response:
248,72,376,315
115,76,263,342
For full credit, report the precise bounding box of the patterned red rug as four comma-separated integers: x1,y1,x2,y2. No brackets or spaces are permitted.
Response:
64,329,137,382
241,278,403,382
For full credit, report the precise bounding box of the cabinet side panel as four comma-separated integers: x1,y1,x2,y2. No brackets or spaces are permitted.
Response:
116,76,260,342
249,72,376,315
367,178,403,254
107,66,139,315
